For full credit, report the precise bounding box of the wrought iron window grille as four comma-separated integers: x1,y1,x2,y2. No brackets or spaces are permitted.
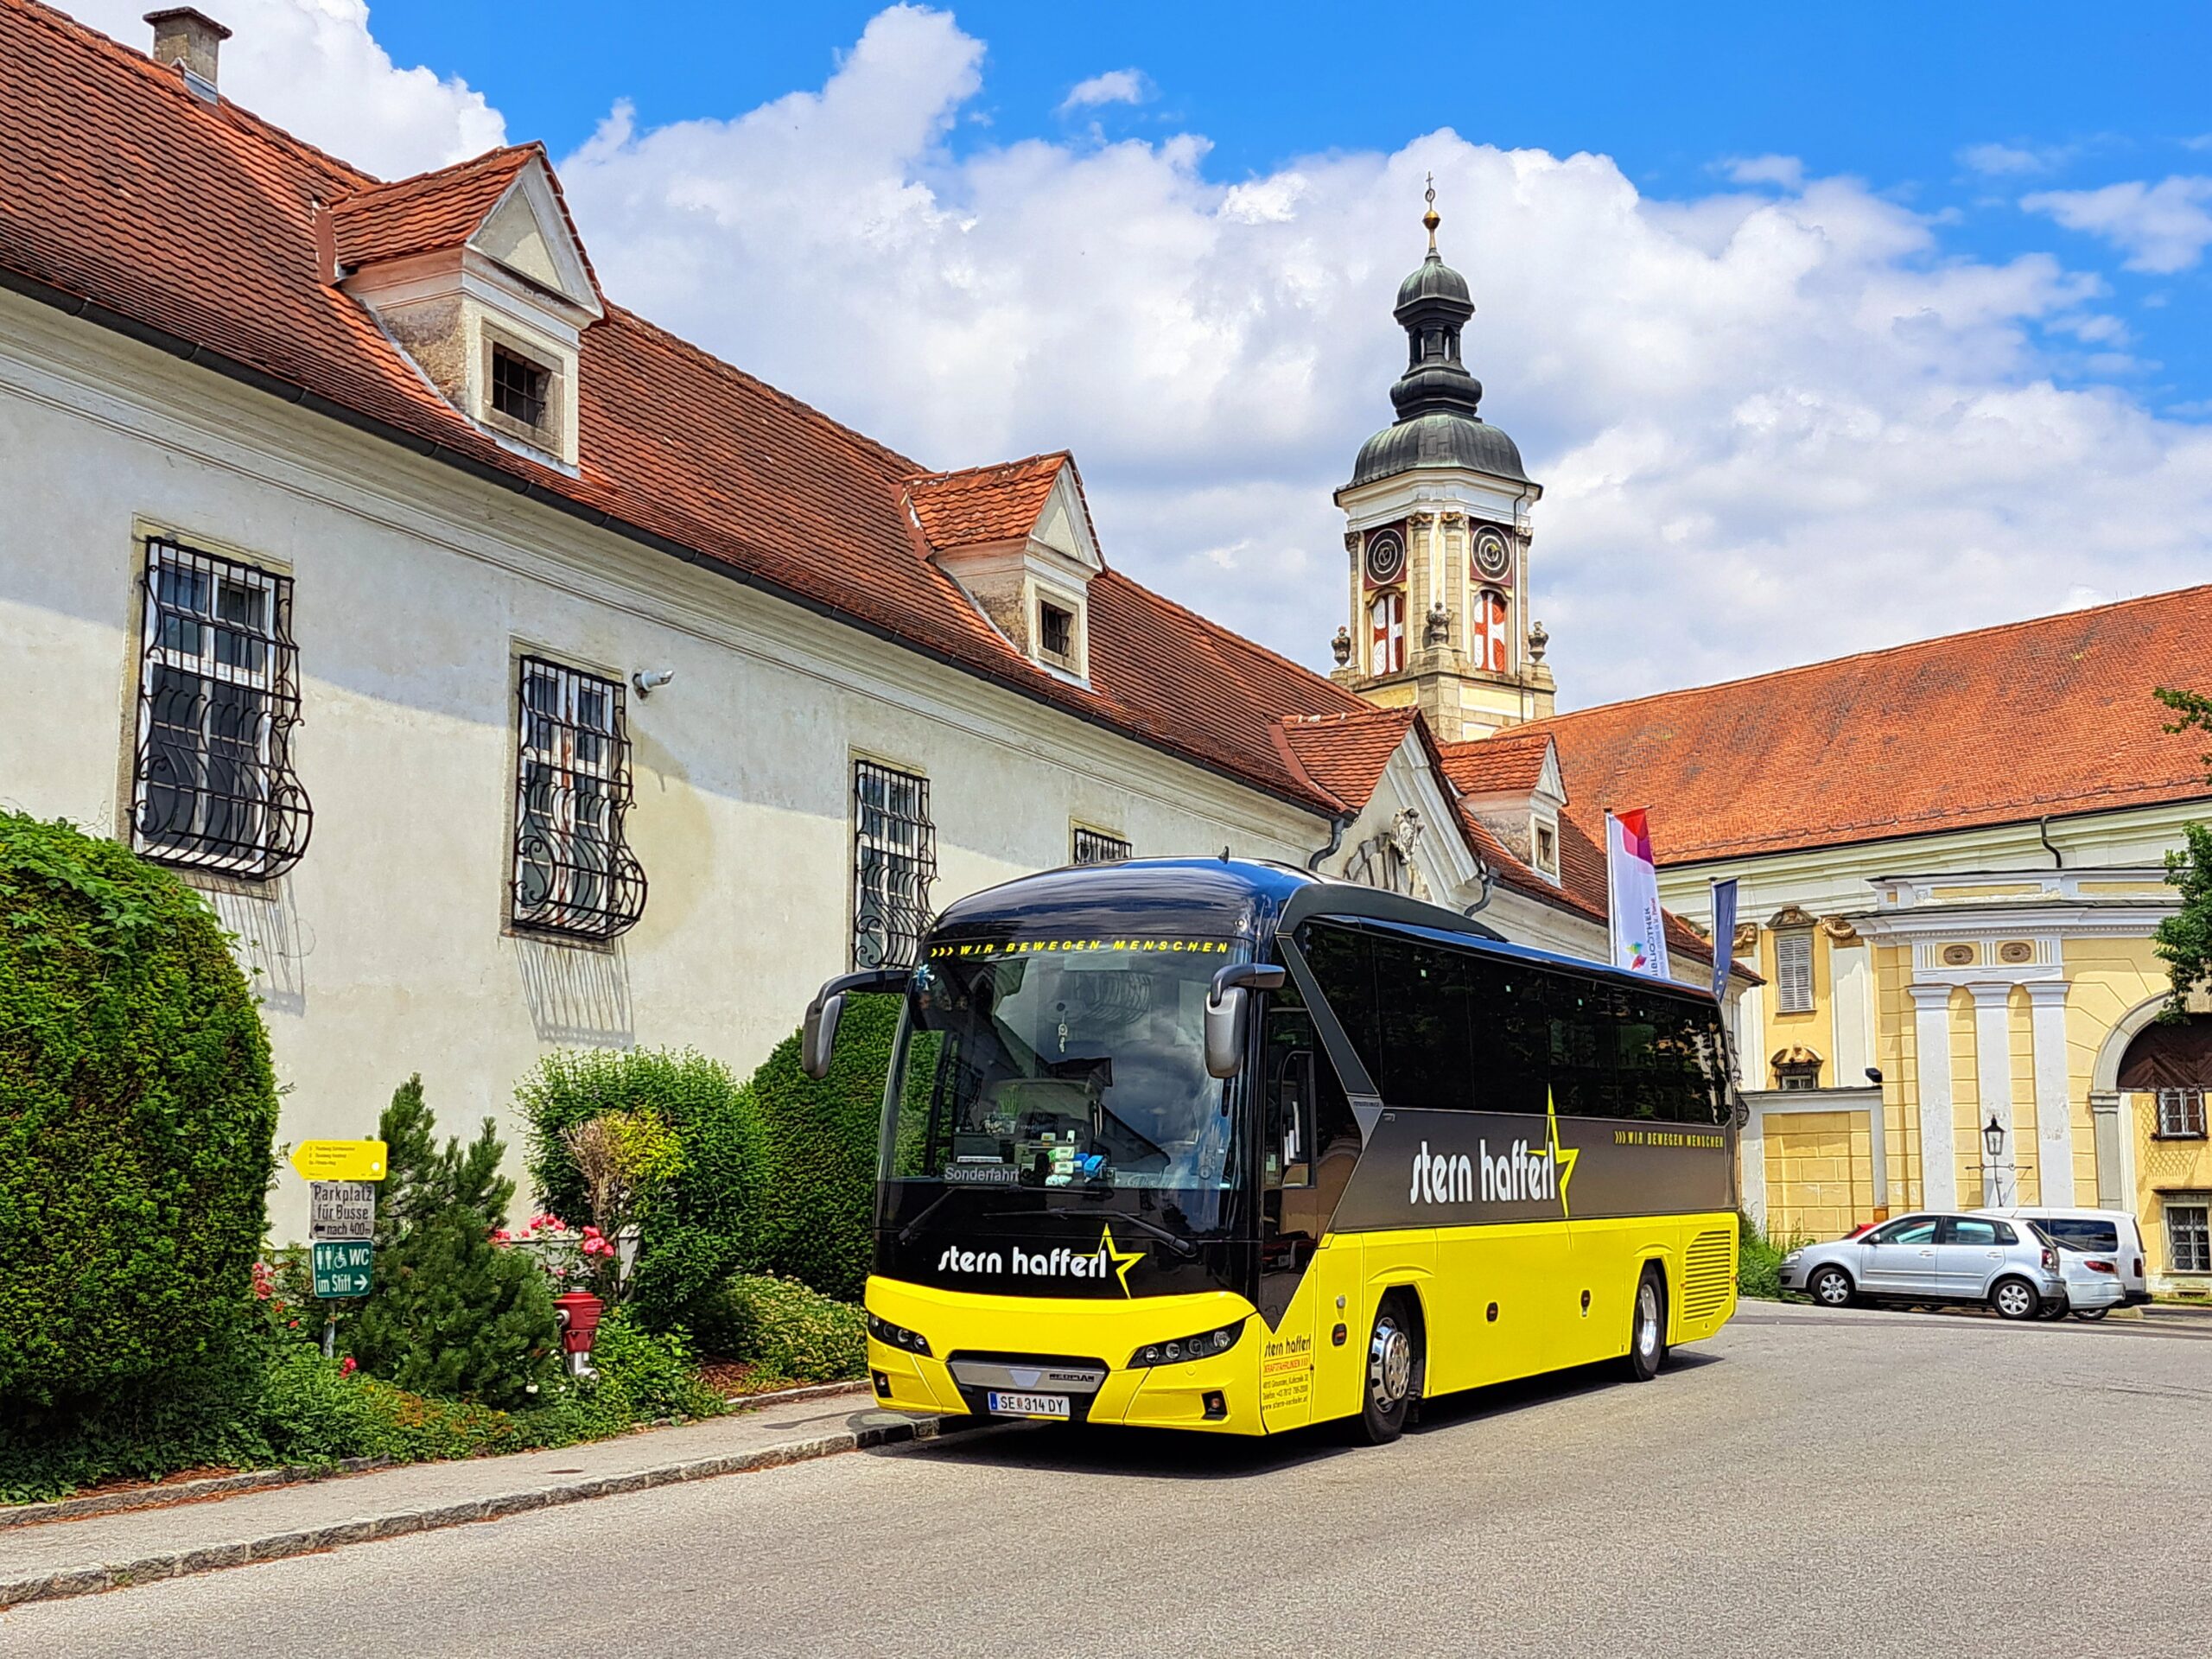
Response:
132,537,311,880
512,657,647,941
1072,826,1132,866
2156,1088,2209,1139
854,760,936,969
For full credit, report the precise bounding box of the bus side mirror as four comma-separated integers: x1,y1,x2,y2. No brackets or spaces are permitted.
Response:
1205,963,1287,1079
801,969,909,1079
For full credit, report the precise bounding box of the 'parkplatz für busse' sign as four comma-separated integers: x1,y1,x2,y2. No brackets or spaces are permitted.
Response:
308,1180,377,1242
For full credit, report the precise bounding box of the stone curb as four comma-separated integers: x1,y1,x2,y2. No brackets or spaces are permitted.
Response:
0,1414,963,1611
0,1459,393,1532
723,1378,868,1409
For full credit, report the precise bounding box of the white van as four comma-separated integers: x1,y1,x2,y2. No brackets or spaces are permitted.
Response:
1976,1207,2150,1305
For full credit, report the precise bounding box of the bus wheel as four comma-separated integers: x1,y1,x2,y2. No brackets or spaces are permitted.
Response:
1624,1267,1668,1382
1355,1295,1419,1445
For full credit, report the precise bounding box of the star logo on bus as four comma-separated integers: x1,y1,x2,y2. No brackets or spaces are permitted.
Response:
1545,1088,1580,1219
1098,1224,1146,1296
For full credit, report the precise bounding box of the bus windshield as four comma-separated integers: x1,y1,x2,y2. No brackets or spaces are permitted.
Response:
882,939,1244,1225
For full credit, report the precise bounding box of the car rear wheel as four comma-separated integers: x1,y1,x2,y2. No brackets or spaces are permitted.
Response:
2071,1307,2110,1322
2035,1299,2069,1321
1808,1265,1854,1308
1353,1294,1419,1445
1624,1267,1668,1382
1990,1277,2042,1321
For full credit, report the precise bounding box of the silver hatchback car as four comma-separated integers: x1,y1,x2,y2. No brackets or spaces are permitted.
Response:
1778,1212,2068,1321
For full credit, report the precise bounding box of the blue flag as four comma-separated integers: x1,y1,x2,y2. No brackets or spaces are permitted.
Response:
1710,878,1738,1005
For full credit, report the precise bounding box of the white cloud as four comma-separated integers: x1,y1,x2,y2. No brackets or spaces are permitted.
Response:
1960,142,2055,175
61,0,503,178
1722,155,1804,189
2023,175,2212,273
1058,67,1151,114
61,3,2212,714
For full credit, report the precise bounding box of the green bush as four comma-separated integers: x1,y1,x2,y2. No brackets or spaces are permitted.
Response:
587,1310,726,1421
0,813,278,1408
748,997,899,1301
345,1078,560,1408
1737,1211,1804,1302
517,1049,772,1330
696,1274,867,1383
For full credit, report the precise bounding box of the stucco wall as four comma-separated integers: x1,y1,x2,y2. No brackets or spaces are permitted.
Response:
3,296,1347,1239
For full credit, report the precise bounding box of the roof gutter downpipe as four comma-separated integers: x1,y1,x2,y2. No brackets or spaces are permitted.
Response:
1306,812,1352,873
1463,859,1497,917
2038,816,2065,869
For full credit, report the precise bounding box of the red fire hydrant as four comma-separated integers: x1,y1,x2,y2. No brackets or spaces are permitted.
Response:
553,1291,603,1378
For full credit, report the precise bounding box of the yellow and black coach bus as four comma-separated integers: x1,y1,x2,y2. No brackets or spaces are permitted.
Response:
802,857,1739,1443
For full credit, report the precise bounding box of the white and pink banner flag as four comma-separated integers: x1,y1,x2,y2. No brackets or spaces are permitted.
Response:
1605,807,1671,981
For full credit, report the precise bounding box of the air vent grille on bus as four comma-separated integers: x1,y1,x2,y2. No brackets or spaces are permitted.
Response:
1682,1229,1733,1321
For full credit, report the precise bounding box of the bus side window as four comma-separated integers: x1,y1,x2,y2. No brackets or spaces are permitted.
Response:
1373,937,1475,1110
1467,956,1548,1117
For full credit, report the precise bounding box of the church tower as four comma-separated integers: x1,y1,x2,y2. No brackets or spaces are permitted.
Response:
1331,183,1554,741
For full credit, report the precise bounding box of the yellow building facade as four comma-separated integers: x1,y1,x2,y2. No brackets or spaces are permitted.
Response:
1660,810,2212,1298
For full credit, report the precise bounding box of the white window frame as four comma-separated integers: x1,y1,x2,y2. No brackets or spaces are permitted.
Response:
1775,927,1815,1014
2155,1088,2208,1140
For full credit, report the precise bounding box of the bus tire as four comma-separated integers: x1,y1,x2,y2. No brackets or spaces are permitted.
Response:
1354,1294,1419,1445
1624,1267,1668,1382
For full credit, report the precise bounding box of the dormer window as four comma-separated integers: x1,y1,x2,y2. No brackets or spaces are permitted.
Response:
481,327,563,454
1039,599,1075,661
1535,820,1558,877
492,344,550,429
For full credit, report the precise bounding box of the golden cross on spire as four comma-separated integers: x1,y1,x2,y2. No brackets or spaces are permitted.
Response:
1422,172,1440,251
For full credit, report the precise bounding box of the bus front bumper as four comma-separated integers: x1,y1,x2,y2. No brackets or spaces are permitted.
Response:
864,1275,1268,1434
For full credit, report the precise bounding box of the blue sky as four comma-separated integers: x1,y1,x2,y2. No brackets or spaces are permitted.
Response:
65,1,2212,706
365,0,2212,410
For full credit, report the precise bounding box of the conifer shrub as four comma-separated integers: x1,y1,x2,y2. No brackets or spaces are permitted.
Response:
747,996,899,1302
344,1077,559,1409
0,811,277,1408
517,1048,772,1331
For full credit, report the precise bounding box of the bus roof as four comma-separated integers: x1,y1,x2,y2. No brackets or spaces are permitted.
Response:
929,858,1719,1006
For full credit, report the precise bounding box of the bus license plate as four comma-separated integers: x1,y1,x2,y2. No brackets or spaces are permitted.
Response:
986,1391,1070,1419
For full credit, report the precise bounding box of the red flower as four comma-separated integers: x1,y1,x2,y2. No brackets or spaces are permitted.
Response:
340,1357,357,1376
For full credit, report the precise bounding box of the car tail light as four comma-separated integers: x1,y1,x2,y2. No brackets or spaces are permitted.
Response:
2084,1259,2116,1274
2040,1247,2057,1271
2134,1258,2145,1277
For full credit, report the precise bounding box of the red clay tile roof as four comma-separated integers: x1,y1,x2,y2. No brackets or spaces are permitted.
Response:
908,453,1071,550
1437,728,1554,796
1528,585,2212,867
1276,709,1419,811
0,0,1375,816
329,143,537,271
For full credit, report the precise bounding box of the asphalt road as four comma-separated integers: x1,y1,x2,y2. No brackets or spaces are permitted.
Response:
13,1301,2212,1659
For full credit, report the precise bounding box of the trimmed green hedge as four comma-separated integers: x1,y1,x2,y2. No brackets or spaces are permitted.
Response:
749,996,899,1303
0,813,277,1407
517,1048,772,1330
695,1274,867,1384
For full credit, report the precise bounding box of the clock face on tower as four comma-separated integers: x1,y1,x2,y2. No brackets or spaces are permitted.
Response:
1471,525,1512,582
1363,527,1407,587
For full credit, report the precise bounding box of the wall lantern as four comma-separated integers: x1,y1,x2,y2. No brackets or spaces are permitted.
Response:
1982,1114,2006,1161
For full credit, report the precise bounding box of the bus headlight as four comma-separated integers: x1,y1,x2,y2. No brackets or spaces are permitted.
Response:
1129,1319,1244,1370
867,1312,932,1357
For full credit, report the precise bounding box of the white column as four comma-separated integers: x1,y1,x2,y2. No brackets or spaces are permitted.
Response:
1833,946,1873,1083
1739,1104,1767,1232
1969,982,2016,1207
2026,982,2075,1207
1909,985,1958,1211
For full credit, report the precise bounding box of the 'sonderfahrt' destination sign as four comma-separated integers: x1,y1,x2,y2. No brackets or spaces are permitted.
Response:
308,1180,377,1242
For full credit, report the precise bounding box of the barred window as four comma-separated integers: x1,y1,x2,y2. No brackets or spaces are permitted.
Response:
1775,928,1814,1014
2157,1089,2209,1138
132,537,310,879
1072,826,1131,865
2167,1198,2211,1274
491,345,550,430
512,658,645,940
854,760,936,969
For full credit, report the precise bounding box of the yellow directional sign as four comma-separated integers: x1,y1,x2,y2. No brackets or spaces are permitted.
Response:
289,1140,389,1182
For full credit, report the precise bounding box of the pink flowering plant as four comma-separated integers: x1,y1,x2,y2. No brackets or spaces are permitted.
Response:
493,1212,620,1296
